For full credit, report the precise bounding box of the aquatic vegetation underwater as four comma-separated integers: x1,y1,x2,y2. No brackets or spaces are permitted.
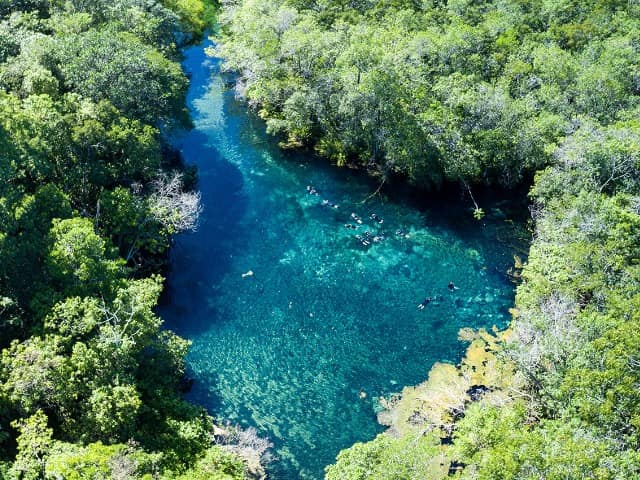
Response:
160,39,524,479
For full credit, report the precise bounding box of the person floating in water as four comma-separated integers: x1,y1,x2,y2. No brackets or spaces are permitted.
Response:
370,213,384,224
306,185,319,196
355,234,370,246
322,199,339,208
350,212,363,224
448,281,459,291
417,297,432,310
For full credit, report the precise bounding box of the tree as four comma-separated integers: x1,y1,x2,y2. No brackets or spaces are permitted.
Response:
56,28,188,125
1,337,68,417
326,431,446,480
46,217,123,300
9,411,53,480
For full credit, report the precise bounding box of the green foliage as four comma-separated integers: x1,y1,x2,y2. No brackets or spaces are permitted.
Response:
9,410,53,480
56,29,189,125
1,337,67,417
46,217,123,299
454,402,640,479
162,0,217,37
45,441,162,479
217,0,640,190
168,446,247,480
326,431,446,480
0,1,245,479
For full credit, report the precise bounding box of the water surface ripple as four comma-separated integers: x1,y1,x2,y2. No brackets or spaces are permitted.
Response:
161,38,521,479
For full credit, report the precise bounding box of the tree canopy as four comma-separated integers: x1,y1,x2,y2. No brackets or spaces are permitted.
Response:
0,0,253,478
217,0,640,190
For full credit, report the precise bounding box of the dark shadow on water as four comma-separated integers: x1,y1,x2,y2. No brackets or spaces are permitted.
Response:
160,131,250,336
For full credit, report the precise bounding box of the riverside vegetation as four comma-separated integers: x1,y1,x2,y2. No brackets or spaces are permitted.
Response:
213,0,640,478
0,0,266,478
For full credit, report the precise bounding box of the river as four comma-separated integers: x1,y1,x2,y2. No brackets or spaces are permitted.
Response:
160,37,525,479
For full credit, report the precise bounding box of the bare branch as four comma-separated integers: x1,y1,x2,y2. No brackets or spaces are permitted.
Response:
149,172,202,233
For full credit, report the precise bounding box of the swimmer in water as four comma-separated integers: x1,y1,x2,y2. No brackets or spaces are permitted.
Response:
370,213,384,224
448,281,459,291
417,297,432,310
355,234,370,246
351,213,363,224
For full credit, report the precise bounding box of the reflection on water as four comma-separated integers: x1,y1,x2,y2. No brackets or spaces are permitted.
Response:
160,38,525,479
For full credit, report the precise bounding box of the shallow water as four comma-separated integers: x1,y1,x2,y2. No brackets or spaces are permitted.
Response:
161,38,526,479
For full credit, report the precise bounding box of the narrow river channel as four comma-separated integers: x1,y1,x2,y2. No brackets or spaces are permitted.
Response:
160,37,525,479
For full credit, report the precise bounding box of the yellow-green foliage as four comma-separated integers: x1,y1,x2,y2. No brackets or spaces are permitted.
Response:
168,446,247,480
45,442,158,480
162,0,217,36
325,430,448,480
377,328,517,439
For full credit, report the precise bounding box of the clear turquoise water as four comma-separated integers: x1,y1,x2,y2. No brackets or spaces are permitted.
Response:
161,38,526,479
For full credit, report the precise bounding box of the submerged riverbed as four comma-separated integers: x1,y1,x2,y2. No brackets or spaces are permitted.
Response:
161,38,526,479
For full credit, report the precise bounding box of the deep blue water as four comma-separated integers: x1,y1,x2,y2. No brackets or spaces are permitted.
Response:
161,38,524,479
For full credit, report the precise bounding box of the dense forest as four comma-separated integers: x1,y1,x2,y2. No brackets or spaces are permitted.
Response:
216,0,640,187
214,0,640,478
0,0,258,478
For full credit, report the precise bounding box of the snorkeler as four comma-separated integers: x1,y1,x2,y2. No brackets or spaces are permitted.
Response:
321,199,339,208
417,297,432,310
448,281,459,291
350,213,363,224
370,213,384,224
355,234,370,246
